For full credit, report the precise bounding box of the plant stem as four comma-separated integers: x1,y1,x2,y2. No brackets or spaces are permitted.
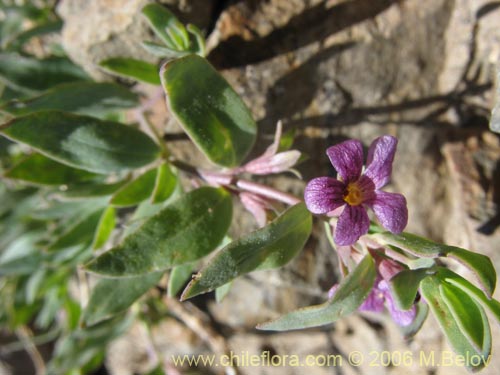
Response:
15,326,46,375
234,179,301,206
169,158,302,206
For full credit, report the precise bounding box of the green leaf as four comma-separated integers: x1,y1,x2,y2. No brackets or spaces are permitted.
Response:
92,207,116,250
141,3,187,50
161,54,257,167
5,153,99,185
445,247,496,297
257,255,376,331
85,187,232,277
0,53,89,94
436,268,500,325
99,58,160,85
60,181,127,200
181,203,312,299
420,276,490,371
47,209,104,251
168,263,193,297
83,271,163,326
0,232,43,275
389,268,430,310
0,111,161,173
186,24,206,57
151,163,177,203
1,82,139,116
141,41,189,59
375,232,496,296
440,282,491,354
110,168,157,207
5,19,62,51
215,282,232,303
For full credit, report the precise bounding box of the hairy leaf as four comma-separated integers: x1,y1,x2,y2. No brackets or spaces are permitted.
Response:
440,282,491,354
161,54,257,167
258,255,376,331
376,232,496,296
85,187,232,277
0,111,161,173
182,203,312,299
420,276,490,371
1,82,139,116
84,271,163,326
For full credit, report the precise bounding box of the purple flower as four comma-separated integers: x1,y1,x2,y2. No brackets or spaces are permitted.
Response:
304,136,408,245
328,258,416,326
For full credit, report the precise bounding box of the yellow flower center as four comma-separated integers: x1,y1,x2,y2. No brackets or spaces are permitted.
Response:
344,183,363,206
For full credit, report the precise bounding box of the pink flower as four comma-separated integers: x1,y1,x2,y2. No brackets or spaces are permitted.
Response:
304,136,408,245
240,121,300,175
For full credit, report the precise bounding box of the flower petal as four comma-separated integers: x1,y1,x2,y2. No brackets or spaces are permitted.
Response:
369,191,408,234
326,140,364,183
304,177,345,214
359,279,385,313
334,204,370,245
239,192,269,228
243,150,301,175
364,135,397,188
379,280,416,326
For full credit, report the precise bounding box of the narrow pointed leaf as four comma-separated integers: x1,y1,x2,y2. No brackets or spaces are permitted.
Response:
161,54,257,167
92,207,116,250
445,247,496,297
182,203,311,299
420,276,489,371
110,168,157,207
5,153,98,185
1,82,139,116
376,232,496,296
99,58,160,85
436,268,500,325
166,21,189,50
440,282,491,354
187,24,206,57
83,271,163,326
389,268,429,310
141,41,187,58
141,3,186,50
257,255,376,331
85,187,232,277
151,163,177,203
0,111,161,173
0,53,89,93
168,263,193,297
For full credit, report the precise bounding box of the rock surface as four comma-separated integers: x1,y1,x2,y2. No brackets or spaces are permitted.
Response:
57,0,500,374
57,0,217,79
